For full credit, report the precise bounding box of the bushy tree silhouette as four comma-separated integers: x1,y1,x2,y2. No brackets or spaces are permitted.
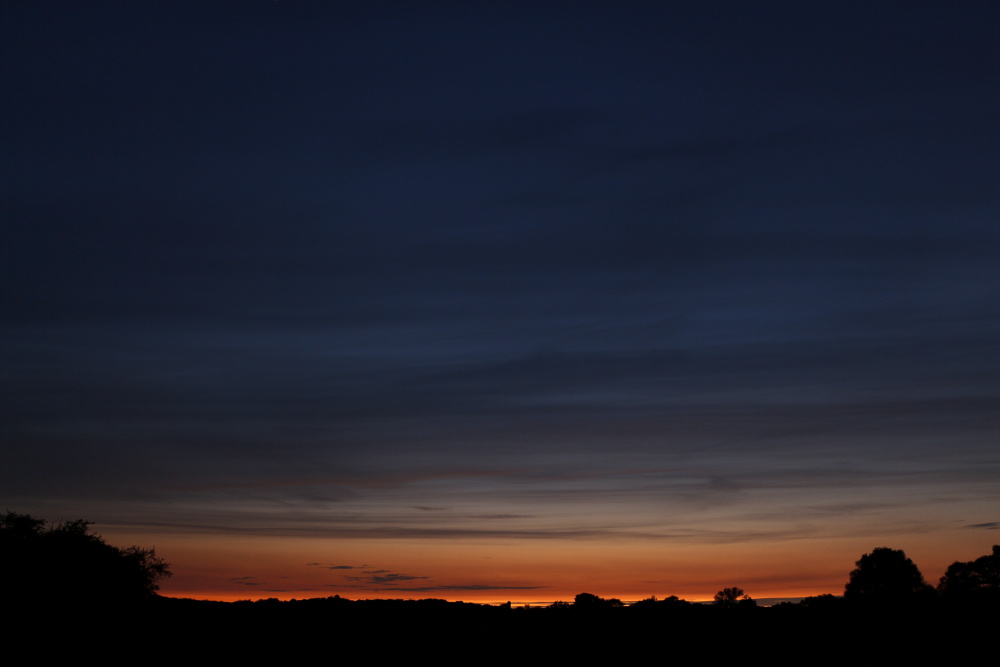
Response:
938,545,1000,597
843,547,931,603
1,511,170,608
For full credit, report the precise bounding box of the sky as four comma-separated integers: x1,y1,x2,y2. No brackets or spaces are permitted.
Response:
3,1,999,604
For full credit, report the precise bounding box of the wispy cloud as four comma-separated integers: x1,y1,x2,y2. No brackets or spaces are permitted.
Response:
381,584,549,592
344,570,430,586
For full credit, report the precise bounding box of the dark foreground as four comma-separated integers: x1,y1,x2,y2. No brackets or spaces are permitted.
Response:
14,593,997,661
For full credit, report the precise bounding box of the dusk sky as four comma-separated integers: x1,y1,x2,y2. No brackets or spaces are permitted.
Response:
3,1,999,603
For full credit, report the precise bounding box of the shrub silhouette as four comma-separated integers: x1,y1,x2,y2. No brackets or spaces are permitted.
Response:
0,511,170,607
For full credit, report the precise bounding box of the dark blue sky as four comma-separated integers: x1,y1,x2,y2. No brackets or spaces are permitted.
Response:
3,2,999,600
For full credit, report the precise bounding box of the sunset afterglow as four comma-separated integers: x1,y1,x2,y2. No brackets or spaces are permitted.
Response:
4,2,998,605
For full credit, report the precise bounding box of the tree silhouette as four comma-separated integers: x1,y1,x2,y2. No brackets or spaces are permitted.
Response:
1,511,170,607
713,587,755,607
572,592,623,609
843,547,931,603
937,545,1000,597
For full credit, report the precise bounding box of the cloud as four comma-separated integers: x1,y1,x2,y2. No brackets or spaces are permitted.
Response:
344,570,431,586
377,584,549,592
368,574,430,585
966,522,999,530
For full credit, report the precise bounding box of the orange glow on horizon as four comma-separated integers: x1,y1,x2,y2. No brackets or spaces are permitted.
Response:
91,523,996,607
